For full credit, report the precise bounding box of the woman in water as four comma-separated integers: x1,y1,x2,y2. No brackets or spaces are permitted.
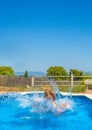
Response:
43,87,70,113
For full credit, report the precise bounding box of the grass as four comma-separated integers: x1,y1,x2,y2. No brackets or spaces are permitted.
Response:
0,85,87,93
0,86,31,92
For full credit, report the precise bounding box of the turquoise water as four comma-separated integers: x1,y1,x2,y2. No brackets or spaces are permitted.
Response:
0,93,92,130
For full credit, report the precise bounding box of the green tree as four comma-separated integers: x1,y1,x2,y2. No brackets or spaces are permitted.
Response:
47,66,67,80
83,72,90,76
70,69,83,80
82,72,92,80
0,66,14,76
24,70,28,77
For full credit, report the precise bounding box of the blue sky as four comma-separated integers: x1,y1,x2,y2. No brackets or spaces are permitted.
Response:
0,0,92,73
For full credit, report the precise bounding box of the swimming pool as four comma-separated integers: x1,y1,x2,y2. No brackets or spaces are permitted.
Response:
0,93,92,130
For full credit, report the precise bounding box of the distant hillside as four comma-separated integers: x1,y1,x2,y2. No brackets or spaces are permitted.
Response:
15,71,46,76
15,71,92,77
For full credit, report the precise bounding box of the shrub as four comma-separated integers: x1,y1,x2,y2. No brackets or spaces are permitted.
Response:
58,85,86,92
72,85,86,92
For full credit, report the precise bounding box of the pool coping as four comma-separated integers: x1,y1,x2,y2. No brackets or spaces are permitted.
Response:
0,91,92,100
19,91,92,100
61,92,92,100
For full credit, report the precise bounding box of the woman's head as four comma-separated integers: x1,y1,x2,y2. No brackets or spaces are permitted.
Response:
44,88,56,101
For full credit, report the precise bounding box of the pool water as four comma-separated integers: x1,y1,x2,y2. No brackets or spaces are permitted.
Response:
0,93,92,130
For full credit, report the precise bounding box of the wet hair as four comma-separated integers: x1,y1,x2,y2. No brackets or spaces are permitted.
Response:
44,88,56,101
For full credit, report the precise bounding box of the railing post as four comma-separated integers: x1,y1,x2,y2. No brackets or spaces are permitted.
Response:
70,72,73,97
31,76,34,87
71,72,73,88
